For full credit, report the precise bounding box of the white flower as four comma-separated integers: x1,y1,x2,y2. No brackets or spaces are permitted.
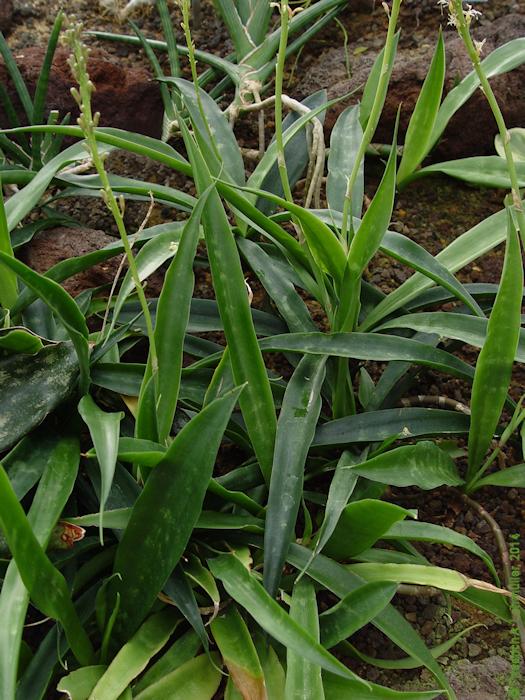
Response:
473,38,486,55
464,4,483,24
437,0,482,28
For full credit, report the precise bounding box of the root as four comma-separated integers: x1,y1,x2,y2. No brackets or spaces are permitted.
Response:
399,395,471,415
461,493,525,659
229,93,325,208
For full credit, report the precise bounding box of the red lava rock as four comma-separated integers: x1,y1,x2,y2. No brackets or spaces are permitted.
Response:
20,226,123,297
297,13,525,160
0,46,164,138
0,0,14,34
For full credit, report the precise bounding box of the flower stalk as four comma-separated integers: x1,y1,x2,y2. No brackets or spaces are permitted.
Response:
340,0,402,245
63,20,159,376
274,0,294,204
447,0,525,246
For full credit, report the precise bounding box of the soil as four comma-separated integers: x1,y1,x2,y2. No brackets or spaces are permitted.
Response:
2,0,525,697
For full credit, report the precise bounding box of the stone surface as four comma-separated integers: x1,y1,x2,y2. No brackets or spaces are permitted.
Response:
0,45,164,137
0,0,14,33
444,655,524,699
20,226,123,297
296,14,525,159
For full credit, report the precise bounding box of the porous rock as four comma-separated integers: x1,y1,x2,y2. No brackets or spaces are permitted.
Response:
0,46,163,137
296,14,525,159
21,226,123,297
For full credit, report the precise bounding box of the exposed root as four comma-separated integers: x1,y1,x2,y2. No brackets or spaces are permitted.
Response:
231,94,325,208
400,395,471,415
462,493,525,659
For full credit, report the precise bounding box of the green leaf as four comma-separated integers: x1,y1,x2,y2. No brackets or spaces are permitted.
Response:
168,77,245,185
0,30,33,121
0,181,18,309
241,185,347,284
346,563,472,593
57,666,107,700
146,192,210,443
382,521,498,582
285,578,325,700
343,623,483,670
309,210,483,318
495,127,525,161
90,610,178,700
347,442,463,489
313,408,469,447
163,567,210,654
308,451,359,563
208,553,370,686
264,355,326,596
179,116,276,482
327,104,364,218
0,342,78,452
254,635,286,700
359,32,400,129
156,0,180,79
113,386,243,639
184,555,220,610
471,463,525,490
0,328,43,354
319,582,397,649
324,500,413,560
0,434,80,699
407,156,525,188
57,172,195,212
285,544,452,694
346,116,398,280
467,211,523,479
132,629,200,695
0,253,90,392
110,228,184,330
323,673,442,699
133,653,222,700
246,0,273,44
360,206,509,330
4,141,113,232
78,395,123,541
258,332,474,382
2,430,57,500
430,37,525,150
211,0,255,59
238,238,316,333
397,30,445,184
211,605,266,700
0,464,94,666
376,312,525,363
30,12,64,167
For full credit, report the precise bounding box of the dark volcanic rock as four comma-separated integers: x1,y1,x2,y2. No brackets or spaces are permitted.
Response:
0,46,164,138
21,226,123,297
297,14,525,159
0,0,14,34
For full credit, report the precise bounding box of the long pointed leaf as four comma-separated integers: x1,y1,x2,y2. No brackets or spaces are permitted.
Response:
397,30,445,184
178,115,276,481
78,395,123,540
0,465,94,666
264,354,326,596
0,253,90,391
209,553,370,686
113,386,243,639
467,211,523,478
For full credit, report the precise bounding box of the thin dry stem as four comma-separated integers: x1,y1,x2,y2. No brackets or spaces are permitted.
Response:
462,493,525,658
